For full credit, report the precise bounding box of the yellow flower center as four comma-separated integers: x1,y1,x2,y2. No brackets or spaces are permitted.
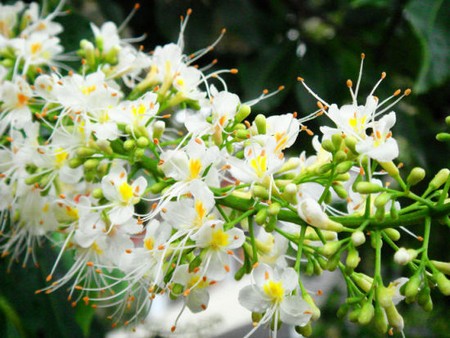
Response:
250,154,267,178
194,200,207,227
263,280,284,303
131,104,146,117
30,42,42,55
119,182,133,203
144,237,154,251
54,148,69,168
210,229,229,250
189,158,202,180
81,85,97,95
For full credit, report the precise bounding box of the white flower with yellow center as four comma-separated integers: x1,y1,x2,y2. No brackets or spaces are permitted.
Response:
101,166,147,224
238,264,312,338
191,221,245,280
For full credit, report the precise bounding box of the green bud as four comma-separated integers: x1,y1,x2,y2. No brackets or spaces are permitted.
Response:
235,150,245,159
336,303,350,319
84,170,96,182
344,136,357,153
251,312,262,324
446,116,450,126
153,121,165,140
303,293,321,321
429,168,450,190
134,148,145,160
335,172,351,181
123,139,136,151
390,202,398,220
351,231,366,247
331,133,343,149
406,167,426,186
423,298,433,312
321,139,335,153
255,114,266,134
313,258,323,275
68,157,83,168
354,182,383,194
348,307,361,322
346,247,360,269
374,192,390,209
358,302,374,325
137,136,149,148
385,303,404,332
83,159,99,170
384,228,400,241
282,183,298,204
268,202,281,216
321,241,341,257
255,208,268,225
264,215,277,232
335,160,354,174
104,45,120,64
252,185,269,200
233,123,246,131
295,322,312,337
317,163,333,175
436,132,450,142
404,275,421,299
334,150,347,162
430,260,450,275
326,252,341,271
235,130,250,140
417,286,431,307
332,182,348,199
235,104,251,123
435,272,450,296
317,256,328,270
150,181,170,194
189,256,202,272
379,161,399,177
76,147,96,157
352,273,373,293
171,283,184,297
92,188,103,199
25,174,41,185
374,303,388,334
376,285,393,308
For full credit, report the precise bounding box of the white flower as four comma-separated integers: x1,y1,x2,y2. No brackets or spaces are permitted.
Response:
238,264,312,337
394,247,417,266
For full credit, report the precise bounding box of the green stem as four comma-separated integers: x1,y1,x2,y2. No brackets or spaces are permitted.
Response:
248,215,258,265
0,294,27,338
294,225,307,275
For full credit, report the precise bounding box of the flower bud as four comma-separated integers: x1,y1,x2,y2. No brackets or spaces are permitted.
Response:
321,241,341,257
435,272,450,296
316,163,333,175
123,139,136,151
149,181,170,194
136,136,149,148
358,302,374,325
394,248,417,266
430,260,450,275
235,104,251,123
332,182,348,199
374,192,390,209
352,273,373,293
235,130,250,140
92,188,103,199
417,286,431,307
351,231,366,247
326,252,341,271
346,247,360,269
379,161,399,177
336,303,349,319
104,45,120,64
404,274,421,298
385,303,404,332
376,285,393,308
348,307,361,322
384,228,400,241
331,133,343,149
83,159,99,170
282,183,297,204
295,322,312,337
252,312,262,324
134,148,145,159
254,114,266,135
374,303,388,334
406,167,426,186
335,161,354,174
321,139,335,153
354,182,383,194
436,132,450,142
334,150,347,162
303,293,321,321
76,147,97,158
344,136,357,153
252,185,269,200
255,208,267,225
267,202,281,216
264,215,277,232
429,168,450,190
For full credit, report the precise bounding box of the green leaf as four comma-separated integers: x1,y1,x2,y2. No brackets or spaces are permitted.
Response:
75,304,96,337
405,0,450,93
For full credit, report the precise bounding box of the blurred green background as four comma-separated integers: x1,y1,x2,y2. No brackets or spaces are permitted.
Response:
1,0,449,337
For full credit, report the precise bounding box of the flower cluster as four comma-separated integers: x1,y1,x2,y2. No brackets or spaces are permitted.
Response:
1,2,449,337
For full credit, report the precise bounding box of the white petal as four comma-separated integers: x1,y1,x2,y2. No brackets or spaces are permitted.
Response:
238,285,270,313
280,295,312,326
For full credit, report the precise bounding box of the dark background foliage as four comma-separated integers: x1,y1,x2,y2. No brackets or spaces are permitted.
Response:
1,0,449,337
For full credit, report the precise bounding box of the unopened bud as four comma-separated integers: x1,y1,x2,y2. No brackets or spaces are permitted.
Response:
295,322,312,337
417,286,431,307
351,231,366,247
335,161,354,174
384,228,400,241
137,136,149,148
303,293,321,321
321,139,335,153
348,308,361,322
152,121,165,140
150,181,170,194
435,272,450,296
358,302,374,325
355,182,383,194
268,202,281,216
385,303,404,332
352,273,373,293
336,303,349,319
374,303,388,334
346,247,360,269
235,104,251,123
255,114,266,135
404,274,421,298
134,148,145,160
76,147,96,158
376,285,393,308
331,133,343,149
282,183,298,204
430,260,450,275
379,161,399,177
92,188,103,199
429,168,450,190
446,116,450,126
344,136,357,153
436,132,450,142
406,167,426,186
326,252,341,271
255,208,268,225
394,247,417,266
83,159,99,170
235,130,250,140
332,182,348,199
321,241,341,257
123,139,136,151
252,185,269,200
264,215,277,232
374,192,390,209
